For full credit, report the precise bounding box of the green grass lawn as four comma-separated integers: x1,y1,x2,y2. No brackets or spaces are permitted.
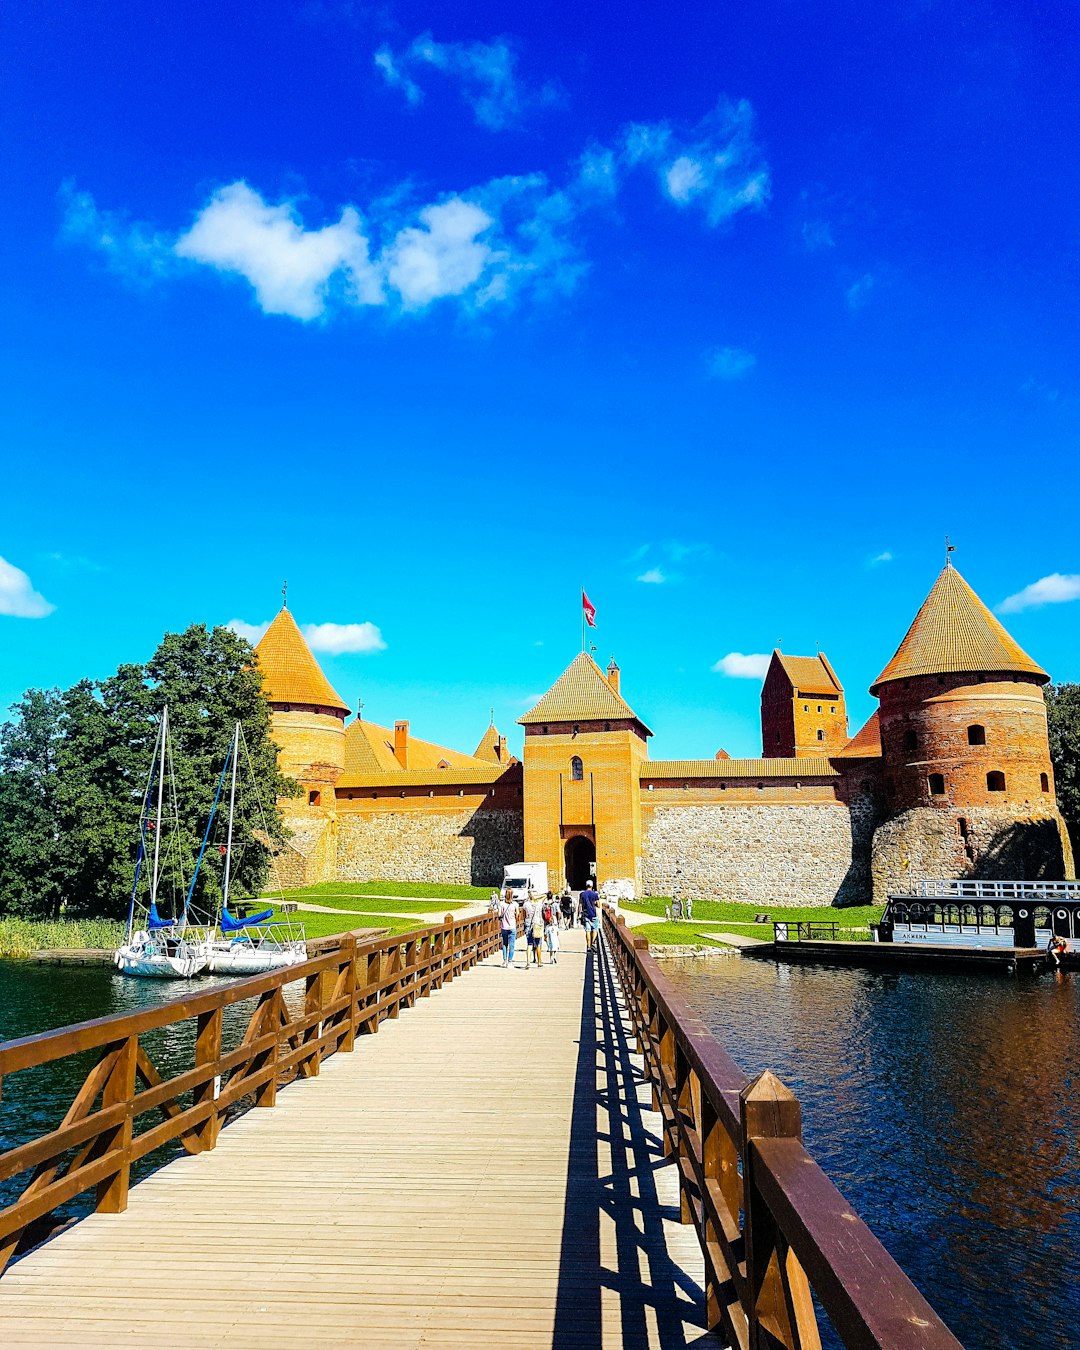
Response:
270,894,467,916
269,880,492,903
627,897,882,927
627,921,737,947
263,905,439,941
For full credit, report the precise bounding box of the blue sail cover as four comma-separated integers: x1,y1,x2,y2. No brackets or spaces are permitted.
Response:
221,906,274,933
147,902,175,930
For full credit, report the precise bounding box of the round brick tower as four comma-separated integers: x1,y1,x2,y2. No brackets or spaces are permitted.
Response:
868,564,1073,896
253,606,350,886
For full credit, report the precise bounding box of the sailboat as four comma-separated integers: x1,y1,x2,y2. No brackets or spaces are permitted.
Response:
114,707,211,980
206,722,307,976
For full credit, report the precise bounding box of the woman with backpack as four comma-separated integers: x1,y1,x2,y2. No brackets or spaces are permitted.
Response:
543,892,560,965
498,890,518,969
524,891,545,967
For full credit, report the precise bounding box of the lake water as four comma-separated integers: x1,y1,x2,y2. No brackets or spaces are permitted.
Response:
660,954,1080,1349
2,958,1078,1346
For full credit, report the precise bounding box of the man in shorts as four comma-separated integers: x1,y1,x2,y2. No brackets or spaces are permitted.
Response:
579,881,600,951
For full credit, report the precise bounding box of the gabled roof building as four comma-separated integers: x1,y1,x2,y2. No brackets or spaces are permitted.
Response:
255,565,1072,904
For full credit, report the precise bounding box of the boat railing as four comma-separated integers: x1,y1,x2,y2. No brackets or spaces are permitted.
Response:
902,878,1080,900
602,906,961,1349
0,912,500,1276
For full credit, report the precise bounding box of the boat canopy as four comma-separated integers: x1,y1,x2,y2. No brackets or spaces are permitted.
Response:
221,906,274,933
147,902,175,930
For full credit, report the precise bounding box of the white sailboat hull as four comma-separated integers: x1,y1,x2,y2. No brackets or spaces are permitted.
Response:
114,941,208,979
207,941,307,976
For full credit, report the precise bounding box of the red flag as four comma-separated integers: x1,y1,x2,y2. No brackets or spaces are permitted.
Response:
582,590,597,628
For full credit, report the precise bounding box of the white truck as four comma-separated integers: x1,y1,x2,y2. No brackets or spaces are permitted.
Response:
502,862,549,901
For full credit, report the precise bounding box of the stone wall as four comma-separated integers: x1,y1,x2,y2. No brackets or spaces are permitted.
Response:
267,811,337,890
870,806,1074,904
641,801,872,907
336,806,524,887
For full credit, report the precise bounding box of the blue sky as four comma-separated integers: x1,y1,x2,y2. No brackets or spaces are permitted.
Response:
2,0,1078,759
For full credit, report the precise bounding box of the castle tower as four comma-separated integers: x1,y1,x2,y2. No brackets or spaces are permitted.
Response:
868,564,1073,893
760,651,849,757
254,607,350,885
519,653,651,890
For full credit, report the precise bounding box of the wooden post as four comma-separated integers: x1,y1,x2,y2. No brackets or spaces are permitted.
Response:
96,1034,137,1214
340,937,358,1051
740,1071,822,1350
301,968,324,1078
193,1007,223,1150
443,915,455,983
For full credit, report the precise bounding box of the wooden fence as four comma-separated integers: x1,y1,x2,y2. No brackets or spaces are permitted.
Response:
602,908,962,1350
0,913,499,1276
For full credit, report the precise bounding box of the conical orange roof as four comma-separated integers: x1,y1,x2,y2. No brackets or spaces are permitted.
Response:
254,609,351,714
518,652,652,734
871,565,1048,694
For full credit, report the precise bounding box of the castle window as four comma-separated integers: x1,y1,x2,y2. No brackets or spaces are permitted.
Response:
967,724,985,746
572,724,580,736
816,729,824,741
308,790,320,806
756,783,764,790
438,759,451,769
817,705,822,713
803,704,809,712
720,782,726,790
987,771,1006,792
570,755,584,781
1041,772,1050,793
830,706,836,714
542,726,548,735
928,774,945,796
904,730,918,752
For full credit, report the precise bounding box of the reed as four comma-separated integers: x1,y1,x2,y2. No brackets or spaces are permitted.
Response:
0,918,127,959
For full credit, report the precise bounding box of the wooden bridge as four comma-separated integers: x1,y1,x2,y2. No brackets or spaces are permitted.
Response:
0,911,961,1348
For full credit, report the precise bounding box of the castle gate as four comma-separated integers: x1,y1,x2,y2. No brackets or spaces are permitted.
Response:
565,833,597,889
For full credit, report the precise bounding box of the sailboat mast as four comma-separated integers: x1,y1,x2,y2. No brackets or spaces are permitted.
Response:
222,721,240,914
150,706,168,905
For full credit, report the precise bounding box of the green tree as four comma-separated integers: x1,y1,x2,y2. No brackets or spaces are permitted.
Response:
1046,683,1080,855
0,689,66,916
0,626,293,920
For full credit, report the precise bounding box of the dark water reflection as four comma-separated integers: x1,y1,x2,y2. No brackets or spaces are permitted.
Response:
660,955,1080,1349
0,962,304,1225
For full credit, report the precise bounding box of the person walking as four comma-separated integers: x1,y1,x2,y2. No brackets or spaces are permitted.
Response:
499,890,518,968
524,891,544,967
543,891,560,965
580,881,600,952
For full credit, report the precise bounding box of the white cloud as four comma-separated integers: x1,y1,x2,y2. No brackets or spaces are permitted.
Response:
707,346,756,380
712,652,770,679
802,219,834,251
375,32,558,130
621,99,770,227
63,93,769,323
868,550,893,567
0,555,55,618
302,621,387,654
175,183,384,321
228,617,386,653
637,568,666,584
384,198,494,308
373,48,422,106
846,273,875,310
226,619,271,644
998,573,1080,614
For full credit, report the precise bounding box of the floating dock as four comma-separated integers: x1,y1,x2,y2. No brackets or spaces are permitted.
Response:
758,937,1046,974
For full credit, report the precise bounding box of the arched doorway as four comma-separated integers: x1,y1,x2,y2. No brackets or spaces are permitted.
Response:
564,835,596,890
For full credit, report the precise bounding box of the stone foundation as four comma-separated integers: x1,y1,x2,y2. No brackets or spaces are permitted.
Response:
641,802,871,907
336,807,524,887
870,806,1074,903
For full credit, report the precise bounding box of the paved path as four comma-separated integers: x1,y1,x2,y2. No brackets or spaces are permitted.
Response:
1,931,720,1349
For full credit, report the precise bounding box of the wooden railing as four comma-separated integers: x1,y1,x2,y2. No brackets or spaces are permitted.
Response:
602,908,961,1349
0,913,499,1276
772,921,842,943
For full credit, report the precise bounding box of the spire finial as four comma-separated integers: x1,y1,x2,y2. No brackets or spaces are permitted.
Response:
945,536,955,567
356,699,364,722
282,578,288,609
489,706,495,727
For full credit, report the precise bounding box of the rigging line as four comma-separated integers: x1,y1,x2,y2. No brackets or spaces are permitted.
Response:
239,722,288,908
184,740,233,922
166,733,193,928
127,717,164,939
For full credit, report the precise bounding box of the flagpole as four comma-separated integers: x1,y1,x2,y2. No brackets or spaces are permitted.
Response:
581,584,585,652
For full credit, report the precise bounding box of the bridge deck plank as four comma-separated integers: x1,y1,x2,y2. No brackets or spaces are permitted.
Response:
0,930,718,1348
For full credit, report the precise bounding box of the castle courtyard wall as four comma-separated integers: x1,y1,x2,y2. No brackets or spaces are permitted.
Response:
641,796,877,907
335,804,524,887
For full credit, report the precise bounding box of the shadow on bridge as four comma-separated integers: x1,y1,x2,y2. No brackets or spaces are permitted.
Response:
552,941,719,1349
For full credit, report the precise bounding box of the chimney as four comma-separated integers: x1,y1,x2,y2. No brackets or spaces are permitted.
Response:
497,734,508,763
394,720,409,769
606,658,621,697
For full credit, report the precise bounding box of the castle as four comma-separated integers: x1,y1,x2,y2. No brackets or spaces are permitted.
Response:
255,563,1074,905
